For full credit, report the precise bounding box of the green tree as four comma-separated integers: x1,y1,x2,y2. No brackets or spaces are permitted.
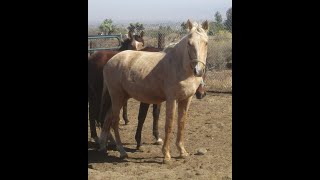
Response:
166,26,172,32
224,7,232,33
208,11,226,35
214,11,225,33
99,18,115,35
215,11,223,24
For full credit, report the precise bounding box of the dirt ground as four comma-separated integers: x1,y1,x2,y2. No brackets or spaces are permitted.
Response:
88,92,232,180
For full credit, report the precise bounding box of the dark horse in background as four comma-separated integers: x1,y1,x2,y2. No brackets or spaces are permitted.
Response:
89,31,207,150
89,31,147,142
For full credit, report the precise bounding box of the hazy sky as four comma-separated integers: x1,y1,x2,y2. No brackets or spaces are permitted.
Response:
88,0,232,24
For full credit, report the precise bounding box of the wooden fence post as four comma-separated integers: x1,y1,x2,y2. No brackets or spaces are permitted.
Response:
89,41,93,56
158,32,165,49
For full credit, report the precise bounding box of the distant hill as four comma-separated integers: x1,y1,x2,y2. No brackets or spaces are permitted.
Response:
89,20,185,30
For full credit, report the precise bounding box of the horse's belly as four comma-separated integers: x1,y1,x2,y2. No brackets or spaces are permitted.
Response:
122,79,165,104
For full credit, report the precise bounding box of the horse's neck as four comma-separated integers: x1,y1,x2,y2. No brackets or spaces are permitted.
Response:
164,38,194,78
118,40,130,51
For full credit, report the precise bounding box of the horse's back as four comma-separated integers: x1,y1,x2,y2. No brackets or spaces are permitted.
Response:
106,50,165,71
89,50,119,67
104,50,167,103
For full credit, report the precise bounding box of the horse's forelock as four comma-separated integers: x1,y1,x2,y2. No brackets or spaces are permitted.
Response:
188,22,207,37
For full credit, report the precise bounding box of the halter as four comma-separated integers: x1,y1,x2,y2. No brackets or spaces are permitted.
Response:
190,59,206,69
200,79,206,86
187,44,206,71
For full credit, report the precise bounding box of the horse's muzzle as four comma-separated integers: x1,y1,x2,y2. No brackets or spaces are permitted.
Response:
196,91,206,99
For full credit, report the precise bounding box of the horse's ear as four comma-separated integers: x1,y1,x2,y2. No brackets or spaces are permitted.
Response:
140,31,144,38
128,31,134,40
202,20,209,32
187,19,193,31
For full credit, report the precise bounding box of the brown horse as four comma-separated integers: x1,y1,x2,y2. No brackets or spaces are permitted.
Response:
99,19,209,164
88,31,145,143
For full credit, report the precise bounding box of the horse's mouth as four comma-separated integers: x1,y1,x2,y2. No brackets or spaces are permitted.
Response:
196,91,206,99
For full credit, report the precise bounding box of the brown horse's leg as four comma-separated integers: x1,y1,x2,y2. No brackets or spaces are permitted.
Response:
162,99,176,164
176,96,192,158
135,103,150,151
88,89,98,143
153,103,163,145
122,100,129,125
111,97,128,159
89,104,98,142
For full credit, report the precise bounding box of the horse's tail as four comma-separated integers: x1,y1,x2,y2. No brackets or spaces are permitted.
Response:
98,81,112,128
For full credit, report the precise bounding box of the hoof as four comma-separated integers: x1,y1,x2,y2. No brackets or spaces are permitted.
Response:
180,152,189,158
179,153,190,160
98,147,106,152
163,158,172,165
137,145,145,152
155,138,163,145
92,137,100,144
124,120,130,125
120,153,128,159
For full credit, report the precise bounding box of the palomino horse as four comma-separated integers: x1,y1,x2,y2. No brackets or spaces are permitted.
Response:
95,44,207,151
99,19,209,164
88,31,146,143
97,42,207,151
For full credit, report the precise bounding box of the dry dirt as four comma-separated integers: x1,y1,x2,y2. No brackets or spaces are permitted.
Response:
88,93,232,180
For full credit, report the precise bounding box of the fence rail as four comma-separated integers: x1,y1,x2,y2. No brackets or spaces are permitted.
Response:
88,35,122,54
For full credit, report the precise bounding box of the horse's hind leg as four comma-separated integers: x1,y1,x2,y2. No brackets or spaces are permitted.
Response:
152,103,163,145
111,97,128,159
89,104,97,138
99,106,113,152
135,103,149,151
122,100,129,125
88,91,99,143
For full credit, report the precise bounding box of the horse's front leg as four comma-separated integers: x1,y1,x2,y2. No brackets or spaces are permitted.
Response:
162,99,176,164
152,103,163,145
176,96,192,158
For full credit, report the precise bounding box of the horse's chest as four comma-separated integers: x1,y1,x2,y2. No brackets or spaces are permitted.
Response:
175,81,198,99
